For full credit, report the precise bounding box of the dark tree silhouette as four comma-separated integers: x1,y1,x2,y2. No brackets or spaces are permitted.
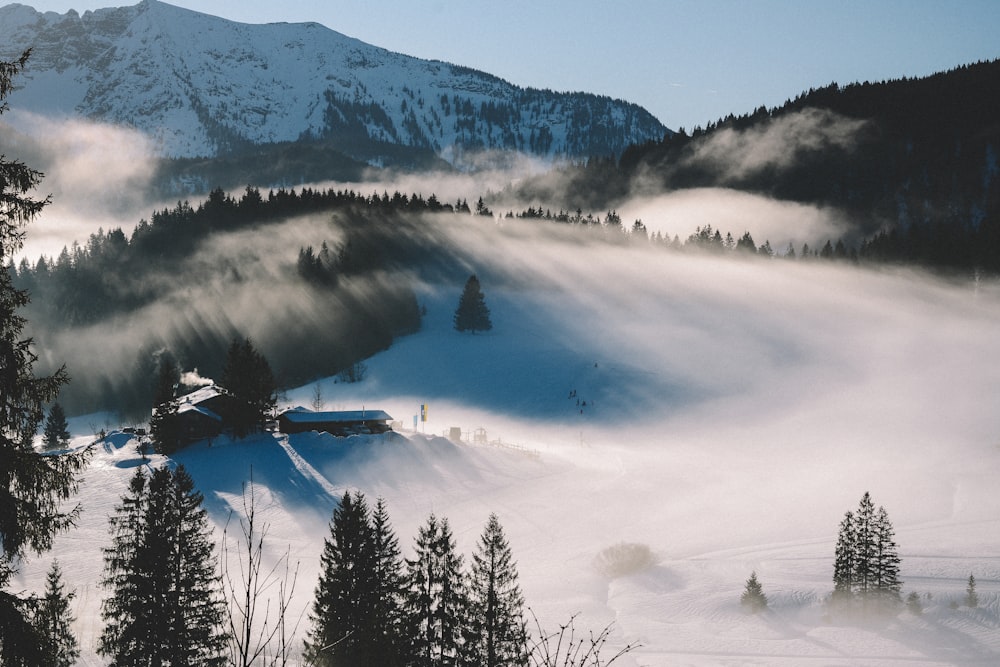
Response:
99,466,229,666
305,490,379,667
0,49,88,667
454,274,493,333
370,497,407,666
465,514,528,667
740,571,768,613
831,492,901,607
31,560,79,667
42,402,71,451
222,337,277,437
404,514,469,666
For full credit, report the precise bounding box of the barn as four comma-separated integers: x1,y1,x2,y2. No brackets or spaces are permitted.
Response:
277,407,394,436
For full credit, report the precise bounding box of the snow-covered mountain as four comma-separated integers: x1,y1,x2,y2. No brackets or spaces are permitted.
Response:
0,0,668,164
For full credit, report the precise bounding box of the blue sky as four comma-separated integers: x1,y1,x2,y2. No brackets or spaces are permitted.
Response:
20,0,1000,131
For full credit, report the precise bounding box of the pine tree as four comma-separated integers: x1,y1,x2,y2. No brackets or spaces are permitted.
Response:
404,514,469,666
465,514,527,667
453,274,493,333
872,506,901,602
99,469,153,665
99,466,228,666
149,396,183,454
222,337,277,437
31,560,79,667
370,497,406,666
42,402,71,451
831,493,902,607
832,511,855,600
853,492,877,597
740,571,768,613
965,574,978,608
0,49,88,667
305,490,378,667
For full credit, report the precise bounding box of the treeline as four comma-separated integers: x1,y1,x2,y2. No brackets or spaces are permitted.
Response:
87,467,631,667
8,186,499,417
502,206,879,264
522,59,1000,275
9,185,473,327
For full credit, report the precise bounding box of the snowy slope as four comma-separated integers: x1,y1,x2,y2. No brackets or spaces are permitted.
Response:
14,246,1000,666
0,1,667,162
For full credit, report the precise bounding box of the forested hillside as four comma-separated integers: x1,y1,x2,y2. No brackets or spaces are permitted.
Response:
526,60,1000,273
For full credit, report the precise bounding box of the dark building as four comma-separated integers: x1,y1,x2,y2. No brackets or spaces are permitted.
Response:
277,407,394,436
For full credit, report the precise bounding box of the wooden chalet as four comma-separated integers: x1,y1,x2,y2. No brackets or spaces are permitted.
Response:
277,407,394,436
156,385,239,444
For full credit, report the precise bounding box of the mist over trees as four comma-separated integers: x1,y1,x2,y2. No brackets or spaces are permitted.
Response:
519,60,1000,275
10,62,999,420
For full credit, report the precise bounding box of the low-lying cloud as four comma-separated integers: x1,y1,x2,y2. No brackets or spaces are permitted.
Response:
678,108,869,184
5,111,159,259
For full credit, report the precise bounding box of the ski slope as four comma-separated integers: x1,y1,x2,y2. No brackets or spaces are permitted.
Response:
15,251,1000,666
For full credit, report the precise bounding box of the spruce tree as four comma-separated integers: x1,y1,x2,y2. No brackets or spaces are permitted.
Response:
149,396,183,454
0,49,88,667
831,493,902,606
872,506,901,602
99,469,152,665
740,571,768,613
465,514,527,667
31,560,79,667
853,492,877,597
370,497,406,666
99,466,228,666
305,490,378,667
404,514,468,666
42,402,71,451
965,574,978,608
832,511,855,601
222,337,277,437
453,274,493,333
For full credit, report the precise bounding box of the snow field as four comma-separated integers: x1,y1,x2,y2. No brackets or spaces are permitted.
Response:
15,251,1000,665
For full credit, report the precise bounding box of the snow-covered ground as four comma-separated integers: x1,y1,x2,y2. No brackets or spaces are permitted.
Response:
15,250,1000,666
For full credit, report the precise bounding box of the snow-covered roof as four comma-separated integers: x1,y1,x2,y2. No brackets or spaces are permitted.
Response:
279,409,392,424
176,403,222,422
176,384,228,405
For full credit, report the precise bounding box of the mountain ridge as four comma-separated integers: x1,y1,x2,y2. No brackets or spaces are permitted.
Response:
0,0,669,166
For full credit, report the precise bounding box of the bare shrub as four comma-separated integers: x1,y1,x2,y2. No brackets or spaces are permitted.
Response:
528,609,639,667
593,542,656,578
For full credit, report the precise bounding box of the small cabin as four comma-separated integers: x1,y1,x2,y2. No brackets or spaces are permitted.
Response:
153,384,238,445
277,407,394,436
175,401,224,442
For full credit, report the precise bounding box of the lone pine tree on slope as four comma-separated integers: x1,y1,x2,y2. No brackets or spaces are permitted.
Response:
740,571,768,613
454,274,493,333
42,401,71,450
